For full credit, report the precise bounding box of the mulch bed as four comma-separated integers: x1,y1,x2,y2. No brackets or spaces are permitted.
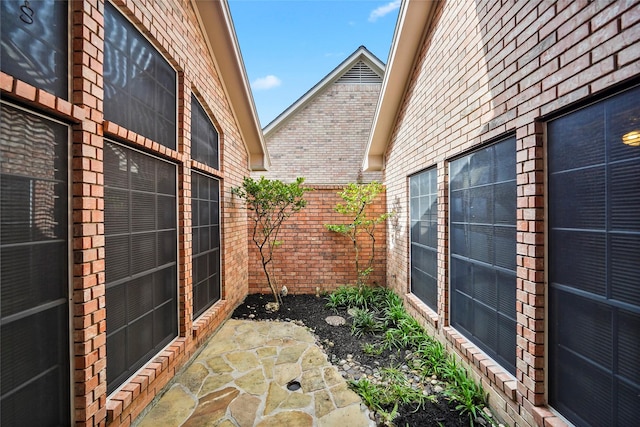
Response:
232,293,486,427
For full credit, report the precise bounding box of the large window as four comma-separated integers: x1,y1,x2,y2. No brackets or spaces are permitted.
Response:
1,103,70,426
548,85,640,426
449,137,517,374
410,167,438,310
104,141,177,394
191,96,219,169
104,3,176,150
191,172,221,319
0,0,68,98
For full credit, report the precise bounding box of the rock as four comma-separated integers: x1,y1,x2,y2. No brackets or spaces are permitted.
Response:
325,315,346,326
265,302,279,312
184,387,240,427
229,394,260,427
256,411,313,427
235,368,267,395
318,404,371,427
137,385,196,427
433,385,444,393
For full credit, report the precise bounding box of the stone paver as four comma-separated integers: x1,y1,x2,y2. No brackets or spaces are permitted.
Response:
135,319,374,426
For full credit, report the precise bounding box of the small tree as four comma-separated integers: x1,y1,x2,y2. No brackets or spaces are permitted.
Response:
232,176,309,310
325,181,393,286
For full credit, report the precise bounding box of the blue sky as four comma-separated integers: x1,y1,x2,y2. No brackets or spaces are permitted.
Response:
228,0,401,127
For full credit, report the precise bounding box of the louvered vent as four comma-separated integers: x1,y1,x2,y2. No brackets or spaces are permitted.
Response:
337,61,382,84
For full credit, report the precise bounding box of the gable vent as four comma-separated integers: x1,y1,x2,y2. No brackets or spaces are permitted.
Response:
337,60,382,84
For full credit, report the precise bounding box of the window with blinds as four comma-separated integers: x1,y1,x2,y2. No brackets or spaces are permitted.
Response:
191,96,219,170
548,85,640,426
410,167,438,311
449,137,517,375
104,141,177,394
0,0,68,98
104,3,177,150
191,172,221,319
0,102,70,426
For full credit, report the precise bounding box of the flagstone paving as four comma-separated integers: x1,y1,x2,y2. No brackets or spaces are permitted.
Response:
135,319,374,427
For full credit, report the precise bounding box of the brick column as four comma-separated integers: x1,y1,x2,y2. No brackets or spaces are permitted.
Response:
437,160,450,327
515,123,546,412
178,83,194,335
71,1,107,425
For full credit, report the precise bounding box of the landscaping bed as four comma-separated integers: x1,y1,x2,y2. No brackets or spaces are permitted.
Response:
232,290,498,427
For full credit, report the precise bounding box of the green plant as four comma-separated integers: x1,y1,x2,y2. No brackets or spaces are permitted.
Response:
328,286,494,425
362,342,383,356
414,339,447,377
351,308,386,337
378,402,399,426
324,284,388,311
231,176,310,309
325,181,394,285
441,356,489,426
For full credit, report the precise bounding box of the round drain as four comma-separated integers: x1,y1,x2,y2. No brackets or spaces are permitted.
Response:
286,380,301,391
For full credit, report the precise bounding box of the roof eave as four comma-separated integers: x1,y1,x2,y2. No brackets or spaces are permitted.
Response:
192,0,269,171
363,0,438,172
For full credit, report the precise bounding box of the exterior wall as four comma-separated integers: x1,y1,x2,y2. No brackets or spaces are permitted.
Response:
1,0,251,425
383,1,640,427
247,185,387,295
260,83,383,185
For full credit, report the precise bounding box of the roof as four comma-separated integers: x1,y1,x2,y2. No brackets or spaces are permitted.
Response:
363,0,439,171
263,46,385,136
192,0,269,171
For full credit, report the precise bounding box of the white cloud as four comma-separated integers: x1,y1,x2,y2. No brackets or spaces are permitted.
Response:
251,75,282,90
368,0,401,22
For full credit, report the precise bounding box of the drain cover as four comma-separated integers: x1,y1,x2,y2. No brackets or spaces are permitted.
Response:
286,380,301,391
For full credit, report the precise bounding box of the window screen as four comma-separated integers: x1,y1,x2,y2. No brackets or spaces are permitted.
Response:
191,96,219,169
449,137,517,374
410,167,438,310
0,0,68,98
191,172,221,319
1,103,70,426
104,141,177,394
104,3,176,150
548,85,640,426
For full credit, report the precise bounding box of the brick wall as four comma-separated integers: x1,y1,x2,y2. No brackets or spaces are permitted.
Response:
383,1,640,426
259,83,383,185
246,185,387,295
2,0,253,425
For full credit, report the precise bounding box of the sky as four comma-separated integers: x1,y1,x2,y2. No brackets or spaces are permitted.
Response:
228,0,401,128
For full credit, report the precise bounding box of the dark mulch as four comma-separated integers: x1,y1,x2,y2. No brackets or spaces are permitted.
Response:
232,293,482,427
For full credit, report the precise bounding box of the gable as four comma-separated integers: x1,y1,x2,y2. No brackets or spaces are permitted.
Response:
337,60,383,84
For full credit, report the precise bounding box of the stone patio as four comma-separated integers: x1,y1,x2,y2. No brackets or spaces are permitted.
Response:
135,319,374,427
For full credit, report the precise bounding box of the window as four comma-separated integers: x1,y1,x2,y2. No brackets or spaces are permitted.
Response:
1,103,70,426
104,141,177,394
191,95,219,169
191,172,221,319
548,85,640,426
410,167,438,310
0,0,68,98
449,137,517,374
104,3,176,150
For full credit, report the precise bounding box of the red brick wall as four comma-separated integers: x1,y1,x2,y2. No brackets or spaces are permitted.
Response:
246,185,387,295
260,83,383,184
2,0,252,425
383,1,640,427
